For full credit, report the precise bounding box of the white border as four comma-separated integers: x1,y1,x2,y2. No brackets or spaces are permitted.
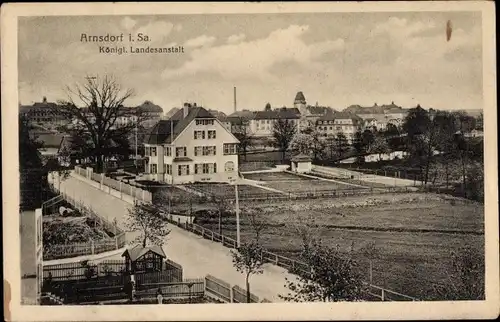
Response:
2,2,498,321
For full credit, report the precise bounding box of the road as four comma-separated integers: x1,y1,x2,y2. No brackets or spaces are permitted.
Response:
312,165,422,187
56,173,295,302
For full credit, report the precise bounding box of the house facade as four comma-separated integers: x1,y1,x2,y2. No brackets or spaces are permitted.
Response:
19,97,68,130
143,103,240,184
249,108,300,137
316,111,362,143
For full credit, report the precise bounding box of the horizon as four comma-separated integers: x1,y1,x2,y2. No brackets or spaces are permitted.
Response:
19,12,483,114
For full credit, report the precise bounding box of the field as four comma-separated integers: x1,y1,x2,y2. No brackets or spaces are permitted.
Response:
194,192,484,299
243,171,368,193
152,186,198,203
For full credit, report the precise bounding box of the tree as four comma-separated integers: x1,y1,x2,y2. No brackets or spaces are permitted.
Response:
125,203,170,248
272,118,297,164
232,117,254,161
359,241,380,285
231,240,265,303
280,237,366,302
244,208,266,243
334,132,349,159
213,195,230,236
57,75,150,173
369,135,390,161
264,102,272,111
433,246,484,300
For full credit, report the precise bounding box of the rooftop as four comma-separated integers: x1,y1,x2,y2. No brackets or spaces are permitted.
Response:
294,91,306,103
122,244,166,262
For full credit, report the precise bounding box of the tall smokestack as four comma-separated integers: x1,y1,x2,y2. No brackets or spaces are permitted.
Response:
233,87,237,113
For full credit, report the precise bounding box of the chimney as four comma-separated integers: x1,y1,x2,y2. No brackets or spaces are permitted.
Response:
233,87,237,113
43,96,47,103
183,103,190,118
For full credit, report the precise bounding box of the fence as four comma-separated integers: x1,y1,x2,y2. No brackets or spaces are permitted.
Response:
42,185,127,260
232,285,260,303
205,275,232,302
163,214,417,302
73,166,152,204
137,278,205,298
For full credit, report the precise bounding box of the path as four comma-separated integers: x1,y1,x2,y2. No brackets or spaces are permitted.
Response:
312,165,422,187
56,173,296,302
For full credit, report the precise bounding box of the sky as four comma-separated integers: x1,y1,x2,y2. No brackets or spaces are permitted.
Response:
18,12,483,114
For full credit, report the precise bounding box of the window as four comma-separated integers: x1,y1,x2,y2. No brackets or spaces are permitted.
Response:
223,143,237,155
194,130,205,139
194,146,203,156
176,147,187,157
178,165,190,176
151,147,157,157
195,163,217,174
202,146,216,156
164,147,172,156
208,130,216,139
150,164,157,174
165,164,172,175
225,161,235,172
196,119,214,126
145,147,150,156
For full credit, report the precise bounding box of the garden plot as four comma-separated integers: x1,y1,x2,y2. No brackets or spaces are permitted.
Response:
243,171,366,194
153,186,199,203
185,183,282,199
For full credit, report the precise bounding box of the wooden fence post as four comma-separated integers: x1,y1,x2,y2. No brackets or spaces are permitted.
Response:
101,173,104,190
115,236,119,249
381,289,385,301
91,240,95,254
211,231,214,241
275,254,278,265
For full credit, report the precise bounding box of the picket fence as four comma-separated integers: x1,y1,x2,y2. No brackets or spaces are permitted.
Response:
42,190,127,261
43,260,267,303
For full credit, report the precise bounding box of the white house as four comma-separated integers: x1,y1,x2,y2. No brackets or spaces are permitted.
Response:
249,107,301,138
143,103,240,184
316,111,363,143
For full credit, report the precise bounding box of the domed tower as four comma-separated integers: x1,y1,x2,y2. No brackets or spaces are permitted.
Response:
294,91,307,114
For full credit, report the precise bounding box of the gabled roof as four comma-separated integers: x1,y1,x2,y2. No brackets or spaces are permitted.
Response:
121,244,166,262
145,105,221,145
146,120,177,144
291,153,312,162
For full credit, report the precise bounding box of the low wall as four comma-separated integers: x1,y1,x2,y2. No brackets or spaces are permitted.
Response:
73,166,152,205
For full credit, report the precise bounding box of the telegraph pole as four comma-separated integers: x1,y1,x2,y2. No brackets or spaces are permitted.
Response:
231,178,241,248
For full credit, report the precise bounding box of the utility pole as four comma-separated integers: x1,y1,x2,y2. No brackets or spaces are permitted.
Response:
135,122,138,175
231,178,241,248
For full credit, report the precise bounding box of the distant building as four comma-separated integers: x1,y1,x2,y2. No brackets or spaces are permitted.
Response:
143,103,240,184
316,111,363,143
226,110,256,135
208,109,231,132
345,102,408,131
249,107,301,137
19,97,68,130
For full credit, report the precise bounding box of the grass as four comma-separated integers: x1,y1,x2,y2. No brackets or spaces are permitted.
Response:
194,192,484,300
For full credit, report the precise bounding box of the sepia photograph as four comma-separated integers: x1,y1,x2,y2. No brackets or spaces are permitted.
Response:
2,1,498,321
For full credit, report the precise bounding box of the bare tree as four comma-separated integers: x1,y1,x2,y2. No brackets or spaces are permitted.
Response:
272,117,297,164
57,75,150,173
359,241,380,285
125,203,170,248
232,117,254,161
231,240,265,303
244,208,266,243
213,195,230,236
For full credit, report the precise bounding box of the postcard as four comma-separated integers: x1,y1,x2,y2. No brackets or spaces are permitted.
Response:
2,1,498,321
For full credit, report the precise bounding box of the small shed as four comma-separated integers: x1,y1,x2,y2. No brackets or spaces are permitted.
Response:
122,245,166,273
291,154,312,173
